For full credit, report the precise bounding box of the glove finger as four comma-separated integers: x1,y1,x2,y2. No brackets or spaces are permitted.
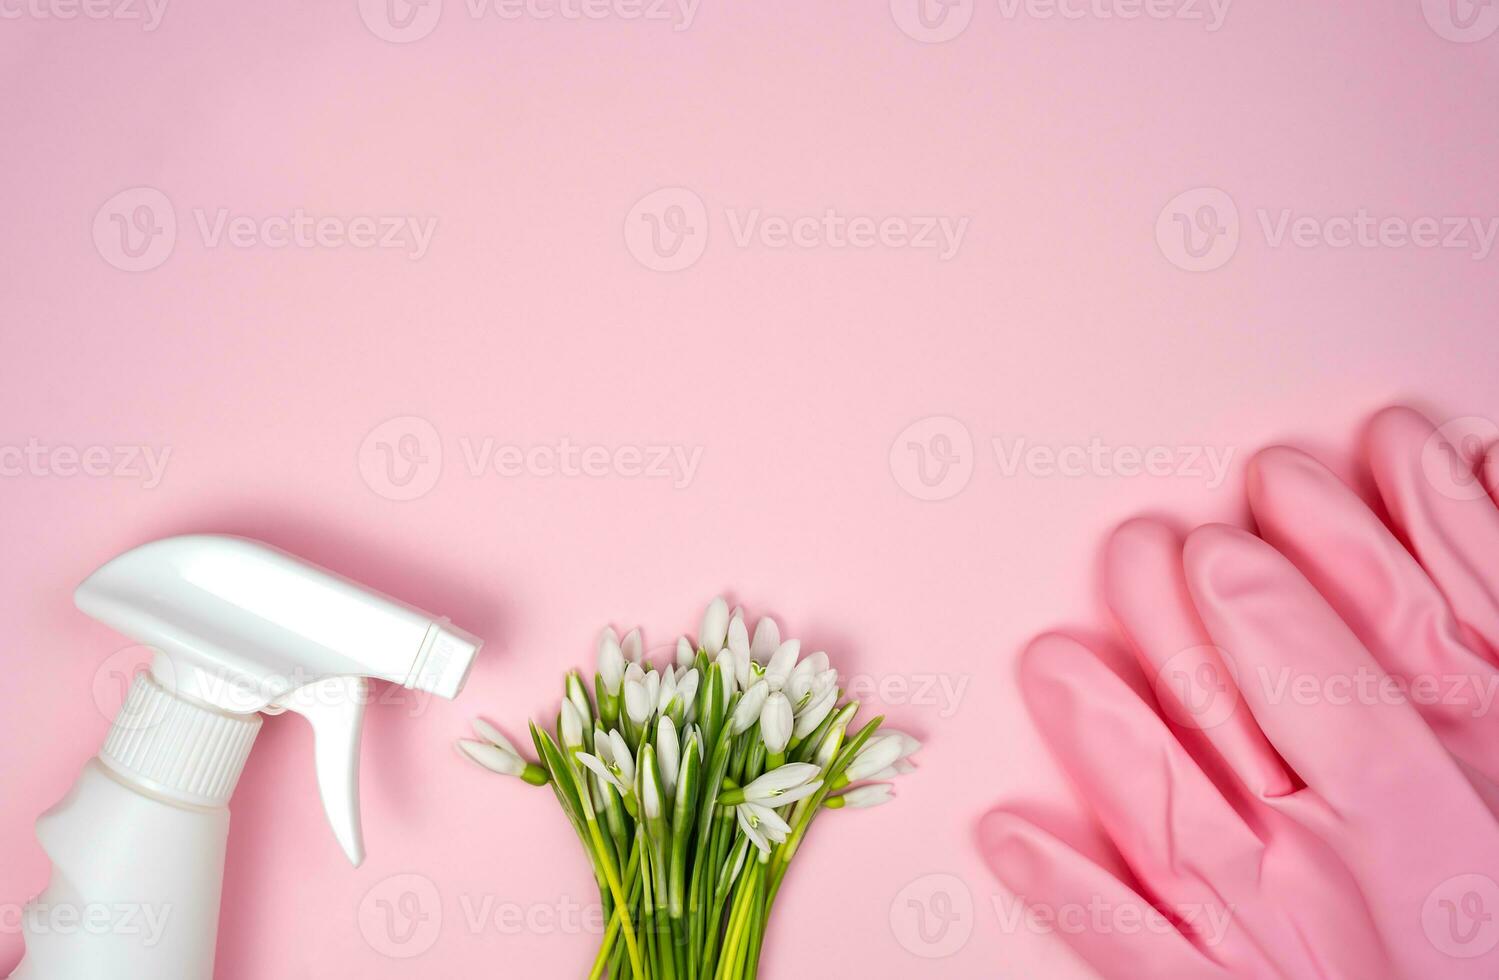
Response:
1368,406,1499,660
1020,632,1280,969
978,810,1231,980
1247,445,1499,790
1105,517,1296,800
1183,523,1474,809
1185,523,1499,978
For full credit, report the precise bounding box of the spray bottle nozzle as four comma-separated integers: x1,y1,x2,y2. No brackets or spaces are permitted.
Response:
75,534,483,866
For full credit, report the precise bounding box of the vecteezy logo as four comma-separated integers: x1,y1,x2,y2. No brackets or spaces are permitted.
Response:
1424,874,1499,957
93,187,176,272
890,873,974,958
359,0,442,43
90,645,178,731
889,416,974,502
1154,645,1240,730
1421,416,1499,502
889,0,974,43
1422,0,1499,43
359,416,444,500
358,872,444,958
1156,187,1240,272
624,187,709,272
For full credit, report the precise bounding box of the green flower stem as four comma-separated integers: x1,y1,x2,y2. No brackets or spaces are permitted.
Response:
714,859,762,980
588,842,642,979
643,828,679,980
690,719,736,960
624,856,645,979
686,856,706,974
743,732,766,784
671,915,687,980
743,861,769,980
668,735,701,919
586,813,644,979
587,912,619,980
589,857,636,980
596,675,619,731
713,888,743,979
699,822,743,980
603,782,630,863
641,846,657,980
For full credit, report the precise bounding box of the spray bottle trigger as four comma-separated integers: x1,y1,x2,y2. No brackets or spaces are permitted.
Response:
276,676,370,867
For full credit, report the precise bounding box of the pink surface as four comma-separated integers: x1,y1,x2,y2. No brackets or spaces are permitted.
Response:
1,2,1497,978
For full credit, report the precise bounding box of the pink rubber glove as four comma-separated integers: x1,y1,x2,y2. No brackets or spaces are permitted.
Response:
980,406,1499,979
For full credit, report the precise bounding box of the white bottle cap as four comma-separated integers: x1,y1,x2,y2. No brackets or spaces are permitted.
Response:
100,673,262,808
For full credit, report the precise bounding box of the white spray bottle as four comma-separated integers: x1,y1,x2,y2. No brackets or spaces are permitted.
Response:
9,534,482,980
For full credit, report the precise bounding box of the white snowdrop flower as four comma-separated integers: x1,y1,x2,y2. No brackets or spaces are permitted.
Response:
845,733,913,782
566,672,593,728
837,784,894,809
699,597,730,654
607,730,634,782
734,643,754,691
738,763,823,806
674,669,700,716
598,629,626,696
859,730,921,771
787,651,830,705
657,716,680,797
792,686,838,739
760,692,794,754
750,616,780,662
621,627,644,664
656,668,679,716
730,680,771,734
676,636,695,668
727,610,750,659
736,801,793,854
623,666,654,727
868,759,918,780
577,753,615,791
458,738,526,776
815,724,845,769
713,651,738,698
640,748,663,820
560,700,584,749
472,718,519,757
885,731,921,763
763,640,800,692
579,729,636,796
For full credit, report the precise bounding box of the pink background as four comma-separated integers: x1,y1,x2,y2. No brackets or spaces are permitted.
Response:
2,1,1498,977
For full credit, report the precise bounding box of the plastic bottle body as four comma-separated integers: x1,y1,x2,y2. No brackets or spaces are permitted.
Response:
9,760,229,980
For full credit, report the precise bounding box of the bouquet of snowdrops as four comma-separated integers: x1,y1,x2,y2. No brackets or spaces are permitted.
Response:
457,598,920,979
